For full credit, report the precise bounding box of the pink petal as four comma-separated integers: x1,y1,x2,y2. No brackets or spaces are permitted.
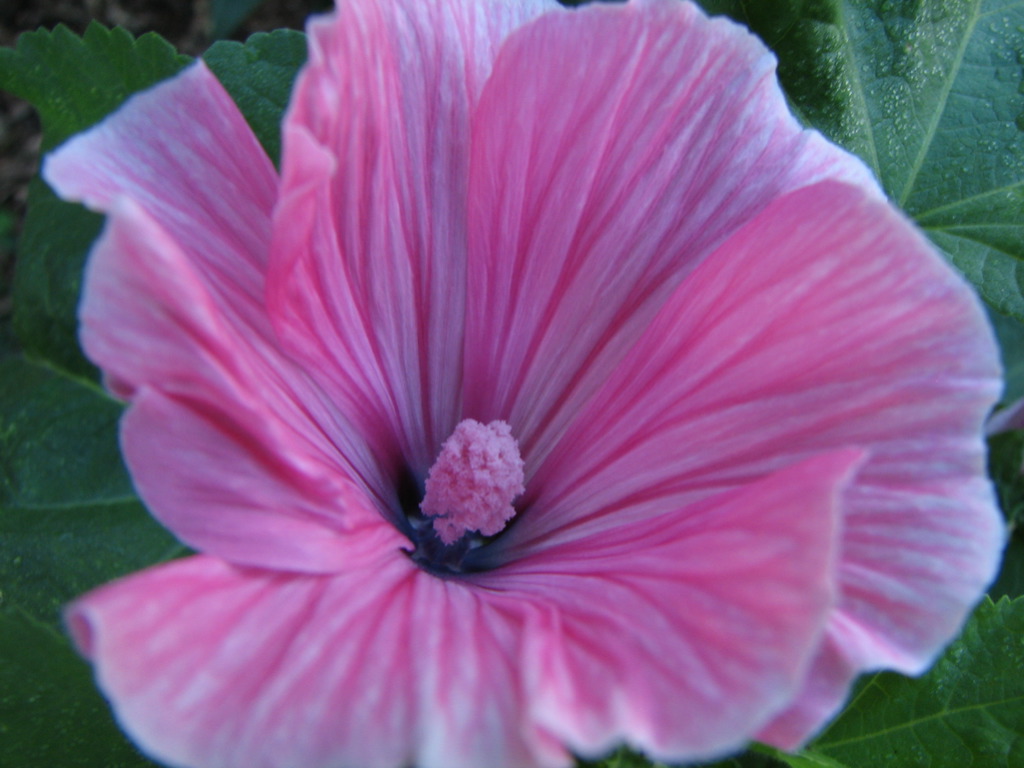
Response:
462,0,877,468
754,637,856,749
760,474,1003,744
43,62,292,427
267,0,558,472
67,453,855,768
42,60,279,410
487,451,861,762
757,626,868,749
44,61,404,558
122,387,405,572
75,196,399,569
509,181,1003,744
68,555,568,768
43,61,276,347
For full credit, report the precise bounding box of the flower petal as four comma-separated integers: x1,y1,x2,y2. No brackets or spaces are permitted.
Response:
44,59,402,553
488,451,860,762
462,0,877,466
268,0,559,472
68,555,568,768
76,196,398,569
65,454,856,768
755,629,865,748
43,61,276,348
511,180,1003,743
122,387,405,572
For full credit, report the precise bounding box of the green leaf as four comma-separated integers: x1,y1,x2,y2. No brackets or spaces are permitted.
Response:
0,23,189,152
989,430,1024,528
700,0,1024,321
0,358,180,762
796,597,1024,768
988,430,1024,599
0,210,16,353
697,747,793,768
1,24,189,376
0,282,19,360
11,179,102,379
211,0,270,39
0,608,162,768
575,745,789,768
988,306,1024,406
0,357,129,508
0,500,181,628
576,748,670,768
0,324,18,362
990,534,1024,600
0,360,179,765
204,29,308,167
752,747,846,768
0,357,182,626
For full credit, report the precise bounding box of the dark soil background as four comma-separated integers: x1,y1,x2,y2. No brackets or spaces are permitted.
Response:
0,0,327,344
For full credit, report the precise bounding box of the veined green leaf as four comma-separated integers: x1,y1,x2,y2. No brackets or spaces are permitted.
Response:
0,23,189,152
797,597,1024,768
701,0,1024,321
204,28,308,166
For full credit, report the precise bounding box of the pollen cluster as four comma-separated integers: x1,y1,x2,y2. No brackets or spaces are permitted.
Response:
420,419,525,545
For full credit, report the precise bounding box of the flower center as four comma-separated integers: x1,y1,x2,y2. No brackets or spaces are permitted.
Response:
420,419,525,545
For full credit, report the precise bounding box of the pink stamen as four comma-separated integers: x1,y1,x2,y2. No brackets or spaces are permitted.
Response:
420,419,525,545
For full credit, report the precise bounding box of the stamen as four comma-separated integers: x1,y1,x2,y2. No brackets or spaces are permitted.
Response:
420,419,525,545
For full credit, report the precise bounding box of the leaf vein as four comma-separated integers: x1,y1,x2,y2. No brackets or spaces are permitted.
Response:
897,0,982,206
914,182,1024,221
837,0,882,176
818,693,1024,749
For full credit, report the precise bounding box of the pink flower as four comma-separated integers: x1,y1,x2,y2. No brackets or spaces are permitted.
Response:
44,0,1004,766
